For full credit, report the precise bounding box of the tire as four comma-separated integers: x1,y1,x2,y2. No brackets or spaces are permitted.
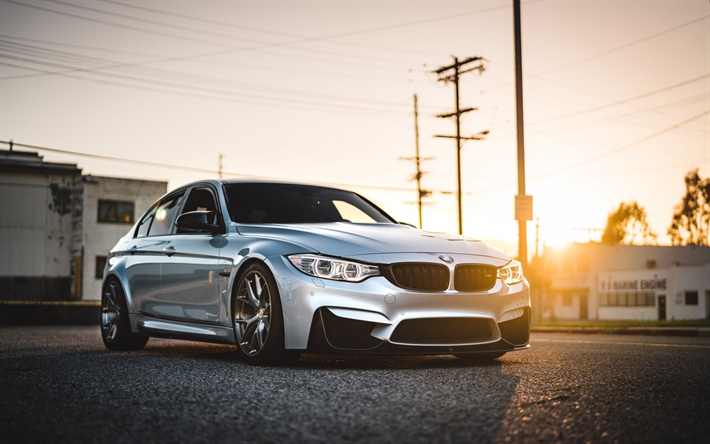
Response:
455,352,506,361
101,277,149,351
232,262,300,366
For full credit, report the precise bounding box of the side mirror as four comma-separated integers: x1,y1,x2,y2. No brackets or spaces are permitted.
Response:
176,211,220,233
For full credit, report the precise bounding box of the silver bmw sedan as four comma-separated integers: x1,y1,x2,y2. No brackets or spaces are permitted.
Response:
101,179,531,365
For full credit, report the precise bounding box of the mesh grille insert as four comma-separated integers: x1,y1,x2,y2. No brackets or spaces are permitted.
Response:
387,263,449,291
390,318,493,344
454,265,497,292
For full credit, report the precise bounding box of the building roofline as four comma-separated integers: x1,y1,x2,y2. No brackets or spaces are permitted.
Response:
0,149,81,176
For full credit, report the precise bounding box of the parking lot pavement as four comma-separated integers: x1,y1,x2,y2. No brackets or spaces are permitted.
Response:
1,327,709,444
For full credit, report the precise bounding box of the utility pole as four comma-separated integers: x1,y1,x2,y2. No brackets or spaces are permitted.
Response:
400,94,432,229
513,0,532,272
433,56,488,235
535,217,540,258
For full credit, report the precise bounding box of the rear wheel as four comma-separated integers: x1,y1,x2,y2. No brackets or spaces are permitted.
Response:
101,278,148,351
232,262,300,365
455,352,506,361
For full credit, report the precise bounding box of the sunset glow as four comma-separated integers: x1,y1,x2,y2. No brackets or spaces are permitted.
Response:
1,0,707,257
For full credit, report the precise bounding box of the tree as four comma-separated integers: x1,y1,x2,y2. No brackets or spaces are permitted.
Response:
668,169,710,246
601,201,657,245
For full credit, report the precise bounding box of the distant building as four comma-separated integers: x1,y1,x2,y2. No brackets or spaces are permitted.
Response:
539,243,710,321
72,175,167,300
0,149,166,300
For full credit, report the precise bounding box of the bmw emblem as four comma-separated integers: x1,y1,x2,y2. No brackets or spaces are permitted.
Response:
438,254,454,263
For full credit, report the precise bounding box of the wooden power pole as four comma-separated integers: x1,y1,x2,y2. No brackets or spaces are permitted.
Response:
433,56,488,235
513,0,532,271
400,94,432,229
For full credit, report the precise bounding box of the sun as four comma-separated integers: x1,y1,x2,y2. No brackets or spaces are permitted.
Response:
542,225,576,248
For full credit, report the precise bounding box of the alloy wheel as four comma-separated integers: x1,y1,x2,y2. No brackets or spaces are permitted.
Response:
102,281,121,342
234,270,272,356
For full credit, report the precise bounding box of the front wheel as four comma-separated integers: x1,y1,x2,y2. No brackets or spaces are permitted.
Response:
232,262,300,366
101,278,148,351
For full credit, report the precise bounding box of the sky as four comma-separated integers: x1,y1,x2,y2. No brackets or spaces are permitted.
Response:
1,0,708,257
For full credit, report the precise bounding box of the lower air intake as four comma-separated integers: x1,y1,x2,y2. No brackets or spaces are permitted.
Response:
390,318,493,344
320,308,381,350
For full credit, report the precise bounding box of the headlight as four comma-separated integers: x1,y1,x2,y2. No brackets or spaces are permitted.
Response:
498,260,523,285
288,254,379,282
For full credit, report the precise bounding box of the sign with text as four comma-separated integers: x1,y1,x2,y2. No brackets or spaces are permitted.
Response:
515,194,533,221
598,269,668,293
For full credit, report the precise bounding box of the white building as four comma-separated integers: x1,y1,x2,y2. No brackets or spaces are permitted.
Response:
0,148,166,301
539,243,710,321
72,175,167,300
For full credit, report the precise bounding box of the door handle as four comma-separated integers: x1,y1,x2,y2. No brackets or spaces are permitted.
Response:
162,246,176,256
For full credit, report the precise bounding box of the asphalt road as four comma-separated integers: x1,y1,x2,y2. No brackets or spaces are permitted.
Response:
1,327,708,444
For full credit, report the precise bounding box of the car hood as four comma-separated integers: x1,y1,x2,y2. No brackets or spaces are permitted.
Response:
236,223,510,260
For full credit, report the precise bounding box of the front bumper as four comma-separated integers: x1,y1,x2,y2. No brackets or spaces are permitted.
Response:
269,253,531,354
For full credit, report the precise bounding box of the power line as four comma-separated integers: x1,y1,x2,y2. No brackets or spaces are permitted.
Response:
535,15,709,77
460,110,710,197
1,0,414,78
0,34,418,84
0,57,410,115
532,110,710,180
0,140,446,194
45,0,419,68
527,73,710,126
0,40,421,111
99,0,445,58
1,0,509,80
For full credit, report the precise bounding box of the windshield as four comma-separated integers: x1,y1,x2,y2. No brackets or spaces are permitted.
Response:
224,183,395,224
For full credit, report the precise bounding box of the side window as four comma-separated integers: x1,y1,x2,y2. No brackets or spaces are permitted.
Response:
135,205,156,238
179,188,219,226
149,192,185,237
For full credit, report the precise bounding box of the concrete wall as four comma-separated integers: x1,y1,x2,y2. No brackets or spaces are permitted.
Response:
1,173,76,300
77,176,166,300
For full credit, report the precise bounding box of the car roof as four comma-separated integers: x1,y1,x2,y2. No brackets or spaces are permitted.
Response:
218,178,353,192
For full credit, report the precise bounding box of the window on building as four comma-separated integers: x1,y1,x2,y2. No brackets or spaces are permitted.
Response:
685,291,699,306
599,292,656,307
98,200,134,224
95,255,107,279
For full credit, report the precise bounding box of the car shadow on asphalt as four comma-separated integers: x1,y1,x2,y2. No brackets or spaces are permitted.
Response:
146,342,514,370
